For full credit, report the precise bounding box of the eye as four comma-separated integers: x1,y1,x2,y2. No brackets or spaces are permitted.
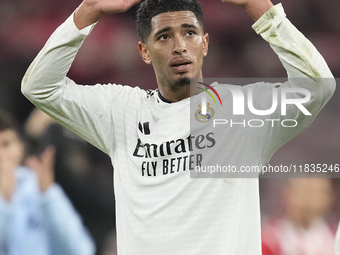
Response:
159,34,169,40
1,140,10,148
186,31,196,36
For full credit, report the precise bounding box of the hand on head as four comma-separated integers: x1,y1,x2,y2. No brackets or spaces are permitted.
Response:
75,0,142,29
220,0,273,21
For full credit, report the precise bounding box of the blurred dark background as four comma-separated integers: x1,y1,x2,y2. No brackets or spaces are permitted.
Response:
0,0,339,254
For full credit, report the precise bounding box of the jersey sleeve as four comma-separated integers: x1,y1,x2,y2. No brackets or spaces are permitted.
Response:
21,13,141,155
250,4,336,164
41,184,96,255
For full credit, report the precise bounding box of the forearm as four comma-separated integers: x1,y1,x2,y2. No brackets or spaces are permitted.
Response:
21,13,92,107
21,11,117,154
253,4,335,82
254,4,336,132
41,184,95,255
253,4,336,163
74,2,103,30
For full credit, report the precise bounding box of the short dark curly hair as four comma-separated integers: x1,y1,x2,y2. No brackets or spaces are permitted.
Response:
0,108,23,141
136,0,204,42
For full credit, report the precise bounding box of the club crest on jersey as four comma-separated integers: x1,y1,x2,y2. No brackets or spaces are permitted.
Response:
195,103,215,123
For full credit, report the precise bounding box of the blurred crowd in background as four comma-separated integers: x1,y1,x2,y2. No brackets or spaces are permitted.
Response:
0,0,340,254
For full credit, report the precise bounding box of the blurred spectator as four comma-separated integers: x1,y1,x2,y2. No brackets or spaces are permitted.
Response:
262,178,336,255
25,108,115,255
0,108,95,255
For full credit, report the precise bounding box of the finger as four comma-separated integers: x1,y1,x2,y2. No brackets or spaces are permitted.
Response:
41,146,56,167
25,156,41,173
132,0,142,5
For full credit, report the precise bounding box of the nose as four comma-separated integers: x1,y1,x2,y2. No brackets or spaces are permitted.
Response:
173,35,187,55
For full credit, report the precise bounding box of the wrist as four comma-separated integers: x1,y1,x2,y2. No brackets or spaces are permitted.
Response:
244,0,274,21
74,1,104,30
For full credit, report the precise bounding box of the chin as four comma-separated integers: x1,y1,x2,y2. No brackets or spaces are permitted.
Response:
165,77,190,93
176,77,191,87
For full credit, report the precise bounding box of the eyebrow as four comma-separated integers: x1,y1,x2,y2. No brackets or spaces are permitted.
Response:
154,23,199,38
154,26,172,38
182,23,199,30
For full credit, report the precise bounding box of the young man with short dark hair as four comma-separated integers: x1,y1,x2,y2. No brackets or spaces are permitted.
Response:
0,109,95,255
21,0,335,254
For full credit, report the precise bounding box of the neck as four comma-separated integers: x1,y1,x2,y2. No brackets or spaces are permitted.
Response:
158,86,190,103
157,76,204,103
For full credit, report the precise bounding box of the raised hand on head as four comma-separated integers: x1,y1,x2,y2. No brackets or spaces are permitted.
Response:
75,0,142,29
220,0,273,21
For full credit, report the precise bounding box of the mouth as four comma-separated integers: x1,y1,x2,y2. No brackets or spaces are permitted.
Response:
170,59,192,73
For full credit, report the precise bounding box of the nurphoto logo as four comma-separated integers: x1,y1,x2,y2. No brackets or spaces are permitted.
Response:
196,81,312,128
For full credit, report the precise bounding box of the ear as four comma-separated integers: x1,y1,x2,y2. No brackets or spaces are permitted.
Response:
138,41,152,65
202,33,209,57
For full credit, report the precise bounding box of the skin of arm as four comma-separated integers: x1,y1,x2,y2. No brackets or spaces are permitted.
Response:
74,0,141,30
73,0,273,31
221,0,274,21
